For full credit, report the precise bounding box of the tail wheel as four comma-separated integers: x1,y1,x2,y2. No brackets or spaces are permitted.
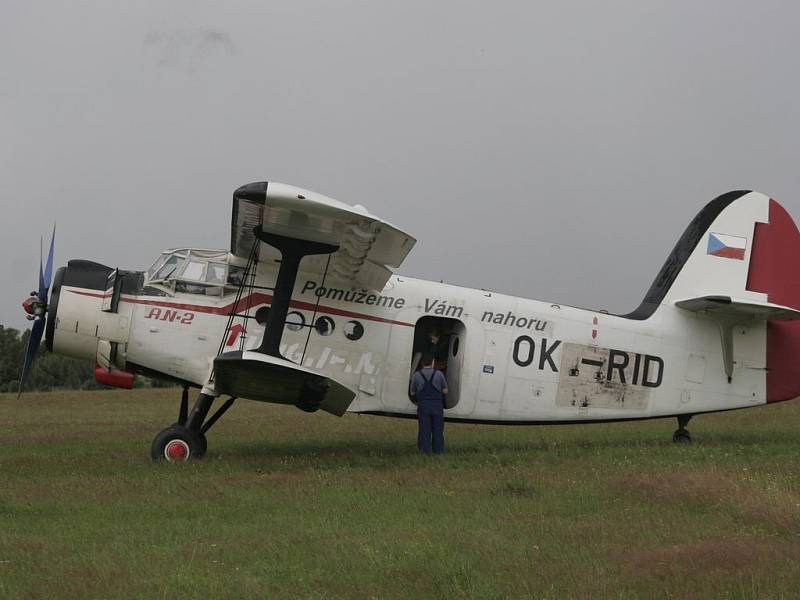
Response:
151,425,205,462
672,428,692,444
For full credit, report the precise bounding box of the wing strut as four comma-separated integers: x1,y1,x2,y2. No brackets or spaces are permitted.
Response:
254,227,338,357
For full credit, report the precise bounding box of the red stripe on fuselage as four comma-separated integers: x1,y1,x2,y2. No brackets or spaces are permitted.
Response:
66,289,414,328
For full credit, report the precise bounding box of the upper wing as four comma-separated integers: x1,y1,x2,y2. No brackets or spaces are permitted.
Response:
231,182,416,290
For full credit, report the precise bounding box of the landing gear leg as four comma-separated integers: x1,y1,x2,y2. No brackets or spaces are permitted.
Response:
151,389,236,462
672,414,693,444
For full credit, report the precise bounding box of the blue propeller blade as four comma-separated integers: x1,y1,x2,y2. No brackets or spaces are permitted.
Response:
41,226,55,299
38,238,45,300
18,318,46,396
19,226,55,396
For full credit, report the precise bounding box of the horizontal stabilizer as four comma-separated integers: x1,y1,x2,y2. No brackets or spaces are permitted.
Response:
675,295,800,321
213,351,356,416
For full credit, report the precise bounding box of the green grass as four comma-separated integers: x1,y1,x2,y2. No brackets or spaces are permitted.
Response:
1,389,799,599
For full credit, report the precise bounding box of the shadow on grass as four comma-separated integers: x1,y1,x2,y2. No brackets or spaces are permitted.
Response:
207,424,797,467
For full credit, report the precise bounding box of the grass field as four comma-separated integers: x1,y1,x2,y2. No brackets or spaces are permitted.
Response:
1,389,799,599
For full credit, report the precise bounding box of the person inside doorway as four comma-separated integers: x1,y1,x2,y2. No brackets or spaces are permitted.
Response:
411,324,451,375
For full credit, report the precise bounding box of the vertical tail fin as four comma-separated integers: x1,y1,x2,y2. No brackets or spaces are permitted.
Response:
626,190,800,402
624,190,765,319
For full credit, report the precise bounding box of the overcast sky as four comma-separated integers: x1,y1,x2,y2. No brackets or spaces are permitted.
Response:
2,1,799,330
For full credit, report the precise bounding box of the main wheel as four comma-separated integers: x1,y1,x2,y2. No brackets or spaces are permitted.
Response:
151,425,204,462
672,428,692,444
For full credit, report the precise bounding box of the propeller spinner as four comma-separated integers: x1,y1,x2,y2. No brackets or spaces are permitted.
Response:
18,227,55,395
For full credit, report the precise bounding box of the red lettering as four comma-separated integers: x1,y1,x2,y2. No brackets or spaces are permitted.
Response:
226,324,244,347
181,313,195,325
160,309,178,322
145,307,161,320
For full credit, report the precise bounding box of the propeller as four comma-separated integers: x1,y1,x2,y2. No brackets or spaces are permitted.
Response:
19,227,56,395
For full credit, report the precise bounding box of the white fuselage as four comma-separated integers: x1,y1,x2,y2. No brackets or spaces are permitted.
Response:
56,261,766,423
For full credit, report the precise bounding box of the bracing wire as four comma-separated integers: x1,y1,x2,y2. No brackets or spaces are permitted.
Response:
300,253,331,366
215,238,259,360
242,241,260,351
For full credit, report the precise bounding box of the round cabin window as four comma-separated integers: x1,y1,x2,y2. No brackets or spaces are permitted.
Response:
285,311,306,331
315,316,335,336
255,306,270,326
344,320,364,341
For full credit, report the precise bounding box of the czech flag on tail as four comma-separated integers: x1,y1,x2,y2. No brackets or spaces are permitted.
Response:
707,232,746,260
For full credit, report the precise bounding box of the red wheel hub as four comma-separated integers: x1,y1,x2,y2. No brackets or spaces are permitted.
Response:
164,439,190,462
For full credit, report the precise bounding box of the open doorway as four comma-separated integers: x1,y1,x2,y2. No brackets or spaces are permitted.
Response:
409,316,466,408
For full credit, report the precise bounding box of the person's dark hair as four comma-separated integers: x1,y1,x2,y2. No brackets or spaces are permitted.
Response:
421,352,435,367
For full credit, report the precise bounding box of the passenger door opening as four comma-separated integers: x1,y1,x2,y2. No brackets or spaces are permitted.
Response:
410,316,466,408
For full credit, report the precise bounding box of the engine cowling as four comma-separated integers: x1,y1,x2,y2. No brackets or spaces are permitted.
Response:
46,260,143,384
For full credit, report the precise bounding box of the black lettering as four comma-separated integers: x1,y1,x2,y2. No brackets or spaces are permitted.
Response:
355,291,367,304
301,281,317,294
535,321,547,332
424,298,438,312
447,306,464,318
607,349,629,383
538,338,561,372
482,311,494,322
504,311,516,327
376,296,395,308
632,353,642,385
513,335,535,367
343,290,356,302
642,355,664,388
326,288,345,302
366,294,377,305
394,298,405,309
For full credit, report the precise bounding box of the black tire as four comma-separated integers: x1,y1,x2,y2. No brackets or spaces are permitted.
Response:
151,425,204,462
672,429,692,444
197,431,208,458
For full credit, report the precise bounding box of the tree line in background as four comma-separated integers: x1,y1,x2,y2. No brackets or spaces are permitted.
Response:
0,325,173,392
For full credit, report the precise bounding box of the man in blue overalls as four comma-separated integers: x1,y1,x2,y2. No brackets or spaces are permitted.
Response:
410,352,449,455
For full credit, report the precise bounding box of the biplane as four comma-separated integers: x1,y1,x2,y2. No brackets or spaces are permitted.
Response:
20,183,800,461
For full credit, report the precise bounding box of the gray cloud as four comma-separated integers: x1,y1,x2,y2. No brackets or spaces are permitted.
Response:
143,28,236,71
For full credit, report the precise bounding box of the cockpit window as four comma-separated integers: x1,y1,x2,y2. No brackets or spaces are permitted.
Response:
147,254,169,279
228,265,245,286
182,260,206,282
156,255,185,280
146,248,242,297
207,264,227,285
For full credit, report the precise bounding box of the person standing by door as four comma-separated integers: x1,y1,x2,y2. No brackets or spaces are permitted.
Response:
410,352,449,455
